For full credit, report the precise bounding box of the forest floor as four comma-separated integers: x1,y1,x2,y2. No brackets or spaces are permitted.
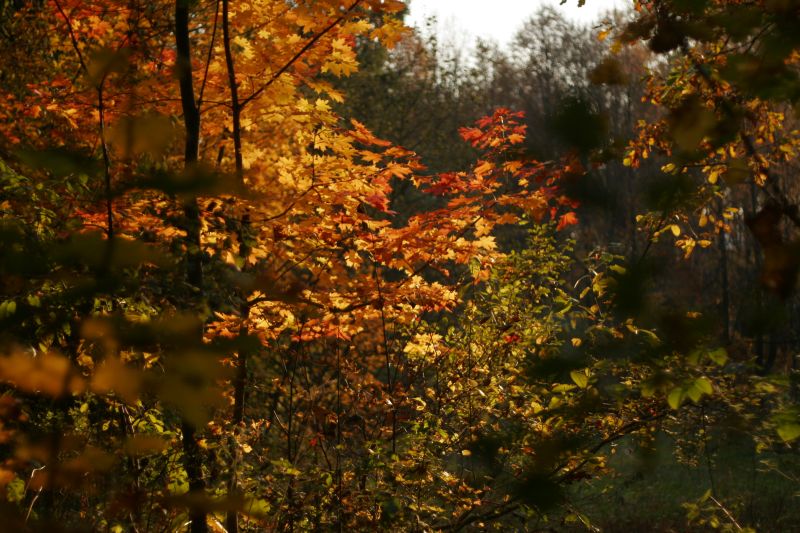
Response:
564,432,800,532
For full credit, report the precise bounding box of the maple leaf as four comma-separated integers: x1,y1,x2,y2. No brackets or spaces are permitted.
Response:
556,211,579,231
364,193,395,214
321,38,358,77
426,173,467,196
350,118,392,147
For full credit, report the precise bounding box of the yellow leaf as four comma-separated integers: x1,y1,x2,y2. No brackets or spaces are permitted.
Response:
570,370,589,389
314,98,331,113
474,160,494,177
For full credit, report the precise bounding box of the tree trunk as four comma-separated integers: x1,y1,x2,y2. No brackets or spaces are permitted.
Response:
175,1,207,531
221,1,247,530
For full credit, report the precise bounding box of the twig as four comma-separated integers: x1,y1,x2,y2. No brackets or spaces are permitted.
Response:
709,495,744,531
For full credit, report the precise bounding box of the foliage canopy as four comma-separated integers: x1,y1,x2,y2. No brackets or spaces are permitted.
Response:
0,0,800,531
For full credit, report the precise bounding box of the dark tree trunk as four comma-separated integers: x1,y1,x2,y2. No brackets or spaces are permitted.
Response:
175,1,207,532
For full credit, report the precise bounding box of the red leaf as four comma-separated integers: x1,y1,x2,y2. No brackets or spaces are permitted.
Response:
557,212,579,231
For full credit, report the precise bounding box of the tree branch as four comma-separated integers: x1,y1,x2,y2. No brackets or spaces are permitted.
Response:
240,0,363,109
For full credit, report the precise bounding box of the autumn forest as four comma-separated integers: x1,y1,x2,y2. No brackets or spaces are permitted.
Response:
1,0,800,531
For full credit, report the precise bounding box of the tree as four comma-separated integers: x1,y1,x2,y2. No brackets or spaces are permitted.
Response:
619,0,800,389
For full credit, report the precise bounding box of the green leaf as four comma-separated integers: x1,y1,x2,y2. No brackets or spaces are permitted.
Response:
694,377,713,395
570,369,589,389
777,423,800,442
687,384,703,403
667,387,686,409
244,498,271,517
609,264,626,275
0,300,16,318
685,377,713,403
708,347,728,366
7,477,25,503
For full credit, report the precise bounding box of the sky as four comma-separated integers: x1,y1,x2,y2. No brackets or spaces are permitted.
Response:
405,0,628,47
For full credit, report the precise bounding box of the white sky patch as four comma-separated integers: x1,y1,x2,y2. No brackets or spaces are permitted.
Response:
405,0,628,47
